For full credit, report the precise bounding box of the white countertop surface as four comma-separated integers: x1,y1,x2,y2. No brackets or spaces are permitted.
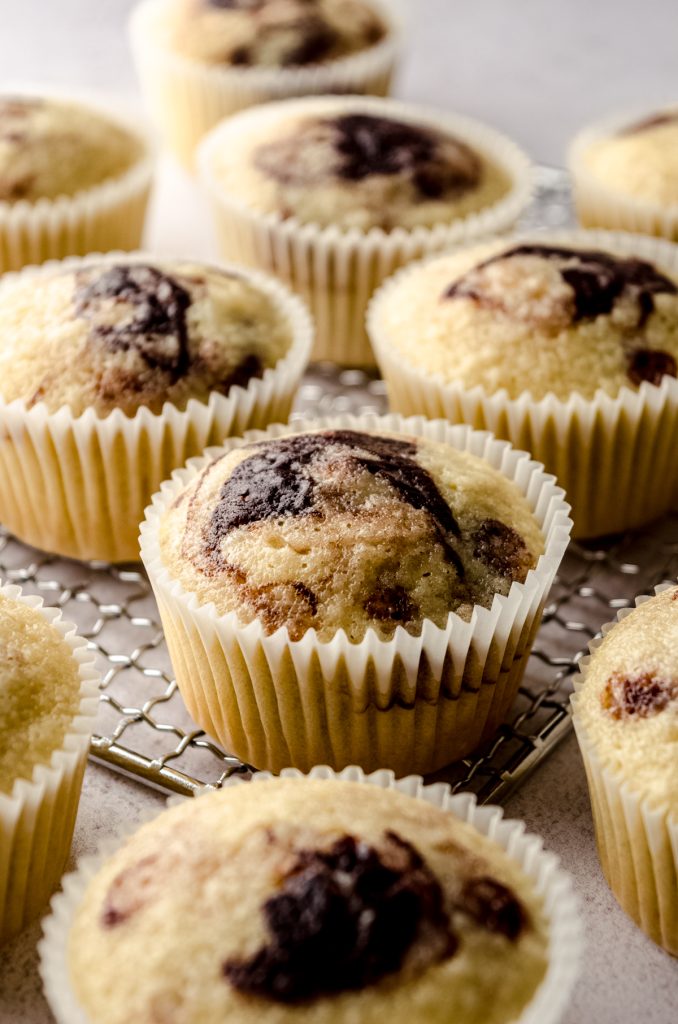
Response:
1,0,678,1019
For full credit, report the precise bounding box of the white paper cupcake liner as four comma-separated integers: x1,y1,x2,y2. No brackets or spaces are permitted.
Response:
569,106,678,240
0,582,99,943
0,91,153,274
197,95,533,366
139,413,571,776
368,228,678,539
130,0,404,169
571,584,678,955
39,765,582,1024
0,251,313,563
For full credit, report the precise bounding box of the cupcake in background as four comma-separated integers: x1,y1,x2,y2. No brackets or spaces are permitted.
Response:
140,414,571,777
572,584,678,956
569,105,678,239
0,583,99,943
198,94,532,365
368,229,678,538
40,771,581,1024
0,253,312,562
129,0,403,167
0,95,152,272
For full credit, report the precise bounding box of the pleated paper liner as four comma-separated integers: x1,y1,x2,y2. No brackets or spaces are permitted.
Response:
139,413,572,777
0,582,99,943
130,0,404,168
368,229,678,539
572,584,678,956
197,95,533,366
39,766,582,1024
0,252,313,563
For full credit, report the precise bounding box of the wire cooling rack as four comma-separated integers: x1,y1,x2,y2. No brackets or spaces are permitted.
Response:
3,168,676,805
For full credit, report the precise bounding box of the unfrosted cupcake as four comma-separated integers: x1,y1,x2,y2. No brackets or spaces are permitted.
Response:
130,0,402,167
39,772,581,1024
569,105,678,239
198,95,532,364
572,584,678,955
369,229,678,537
140,414,571,776
0,253,312,562
0,584,99,942
0,95,152,272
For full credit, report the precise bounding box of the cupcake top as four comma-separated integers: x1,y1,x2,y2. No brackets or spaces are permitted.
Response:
0,594,82,796
372,239,678,401
159,428,544,641
202,98,512,231
580,108,678,206
0,96,144,204
574,586,678,814
0,258,294,417
161,0,387,68
69,778,548,1024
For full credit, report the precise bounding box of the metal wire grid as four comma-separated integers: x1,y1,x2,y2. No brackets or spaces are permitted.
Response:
3,166,675,804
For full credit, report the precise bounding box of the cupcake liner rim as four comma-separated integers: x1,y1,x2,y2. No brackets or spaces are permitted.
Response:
367,226,678,410
0,249,314,425
39,765,582,1024
0,581,100,811
139,412,572,652
197,93,533,244
129,0,406,89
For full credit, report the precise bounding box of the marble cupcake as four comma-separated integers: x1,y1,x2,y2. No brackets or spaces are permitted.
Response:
130,0,402,167
0,95,152,272
0,583,99,943
570,105,678,240
40,770,581,1024
572,584,678,955
0,253,311,562
369,229,678,537
140,414,571,776
198,95,532,364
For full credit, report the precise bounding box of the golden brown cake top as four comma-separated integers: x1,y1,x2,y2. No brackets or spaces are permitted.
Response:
373,239,678,400
580,108,678,206
159,428,544,641
162,0,388,68
574,586,678,814
0,95,143,203
0,594,82,795
0,258,294,417
69,779,548,1024
203,98,511,231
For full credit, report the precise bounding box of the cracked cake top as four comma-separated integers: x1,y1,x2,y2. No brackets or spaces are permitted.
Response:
202,98,512,232
68,778,548,1024
158,428,544,642
574,585,678,813
0,258,294,417
160,0,388,68
0,95,144,204
371,239,678,400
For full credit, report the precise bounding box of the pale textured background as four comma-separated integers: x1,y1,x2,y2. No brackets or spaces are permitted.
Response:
1,1,678,1021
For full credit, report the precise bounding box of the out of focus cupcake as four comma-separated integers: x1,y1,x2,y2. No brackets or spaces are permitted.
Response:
40,771,582,1024
369,229,678,537
0,253,311,562
140,414,570,776
198,94,532,364
0,95,152,272
572,584,678,955
130,0,402,166
0,583,98,943
569,105,678,239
